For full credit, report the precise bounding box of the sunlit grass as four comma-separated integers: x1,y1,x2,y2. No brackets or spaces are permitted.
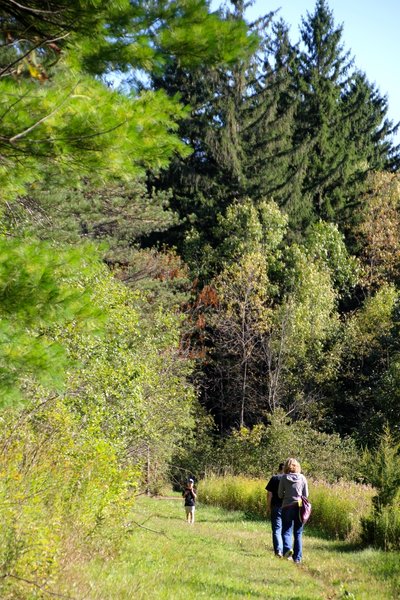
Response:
198,476,374,541
67,496,399,599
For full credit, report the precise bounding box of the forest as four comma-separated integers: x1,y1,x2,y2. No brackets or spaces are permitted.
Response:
1,0,400,597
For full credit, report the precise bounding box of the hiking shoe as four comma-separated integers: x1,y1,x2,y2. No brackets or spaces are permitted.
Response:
284,549,294,559
275,553,283,558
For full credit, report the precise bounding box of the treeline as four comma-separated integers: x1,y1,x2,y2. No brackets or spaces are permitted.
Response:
1,0,400,596
145,0,400,443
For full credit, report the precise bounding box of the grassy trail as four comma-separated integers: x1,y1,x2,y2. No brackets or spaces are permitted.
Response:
74,496,399,599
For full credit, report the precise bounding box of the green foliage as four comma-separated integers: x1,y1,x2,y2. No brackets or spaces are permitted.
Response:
335,285,399,438
361,427,400,550
200,237,343,428
0,0,255,200
362,504,400,551
155,1,258,68
176,408,359,486
0,237,101,404
362,427,400,509
291,0,399,227
305,221,360,295
210,251,273,426
216,410,359,483
215,252,271,322
345,285,398,358
0,0,255,79
310,480,374,542
15,179,178,245
355,172,400,289
199,476,269,517
283,246,340,374
0,398,138,599
148,6,297,280
376,353,400,431
149,1,399,267
0,71,191,200
217,199,288,268
56,266,196,490
0,260,197,596
180,193,287,282
5,178,193,313
169,405,218,485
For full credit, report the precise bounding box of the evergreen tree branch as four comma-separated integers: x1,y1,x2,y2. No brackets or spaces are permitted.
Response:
8,84,79,143
7,0,63,15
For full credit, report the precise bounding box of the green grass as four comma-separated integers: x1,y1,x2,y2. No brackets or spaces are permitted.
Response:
68,497,400,599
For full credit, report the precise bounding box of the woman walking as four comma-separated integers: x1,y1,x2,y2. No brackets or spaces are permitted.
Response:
278,458,308,564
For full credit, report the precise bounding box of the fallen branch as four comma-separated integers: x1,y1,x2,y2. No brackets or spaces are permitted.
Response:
125,520,169,538
0,573,77,600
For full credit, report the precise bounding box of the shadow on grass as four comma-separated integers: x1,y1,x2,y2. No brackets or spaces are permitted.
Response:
308,538,364,553
180,579,271,598
141,510,250,526
371,557,400,599
242,511,268,522
181,575,312,599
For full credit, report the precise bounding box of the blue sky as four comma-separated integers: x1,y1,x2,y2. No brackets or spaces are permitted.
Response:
216,0,400,140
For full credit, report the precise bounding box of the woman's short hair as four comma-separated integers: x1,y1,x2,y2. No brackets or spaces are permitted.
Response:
284,458,301,474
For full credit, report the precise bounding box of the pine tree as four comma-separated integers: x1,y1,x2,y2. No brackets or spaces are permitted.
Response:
149,5,302,280
0,0,255,200
242,19,308,220
292,0,400,228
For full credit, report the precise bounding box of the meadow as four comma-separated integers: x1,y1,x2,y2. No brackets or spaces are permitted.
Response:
67,495,400,599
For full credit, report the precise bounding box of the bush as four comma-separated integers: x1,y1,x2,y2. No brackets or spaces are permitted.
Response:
360,427,400,550
198,476,269,518
198,475,374,541
0,399,138,599
0,265,196,598
214,410,360,483
362,504,400,551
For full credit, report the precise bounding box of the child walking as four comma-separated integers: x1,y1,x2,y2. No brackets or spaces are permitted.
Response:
182,478,197,524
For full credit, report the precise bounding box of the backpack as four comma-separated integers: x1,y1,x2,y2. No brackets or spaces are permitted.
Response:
299,496,312,524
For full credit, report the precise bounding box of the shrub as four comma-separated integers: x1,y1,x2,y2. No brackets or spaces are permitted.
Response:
214,410,360,483
0,266,196,598
360,427,400,550
0,399,138,599
362,504,400,551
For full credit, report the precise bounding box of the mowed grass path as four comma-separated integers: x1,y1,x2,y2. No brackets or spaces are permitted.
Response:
76,496,400,599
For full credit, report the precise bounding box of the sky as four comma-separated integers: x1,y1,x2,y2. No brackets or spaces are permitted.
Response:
219,0,400,140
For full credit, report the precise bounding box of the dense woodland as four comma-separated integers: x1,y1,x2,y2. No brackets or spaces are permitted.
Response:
1,0,400,596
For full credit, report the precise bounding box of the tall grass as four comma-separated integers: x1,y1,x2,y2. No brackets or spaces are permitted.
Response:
362,503,400,550
198,475,374,541
199,475,269,517
310,479,374,541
